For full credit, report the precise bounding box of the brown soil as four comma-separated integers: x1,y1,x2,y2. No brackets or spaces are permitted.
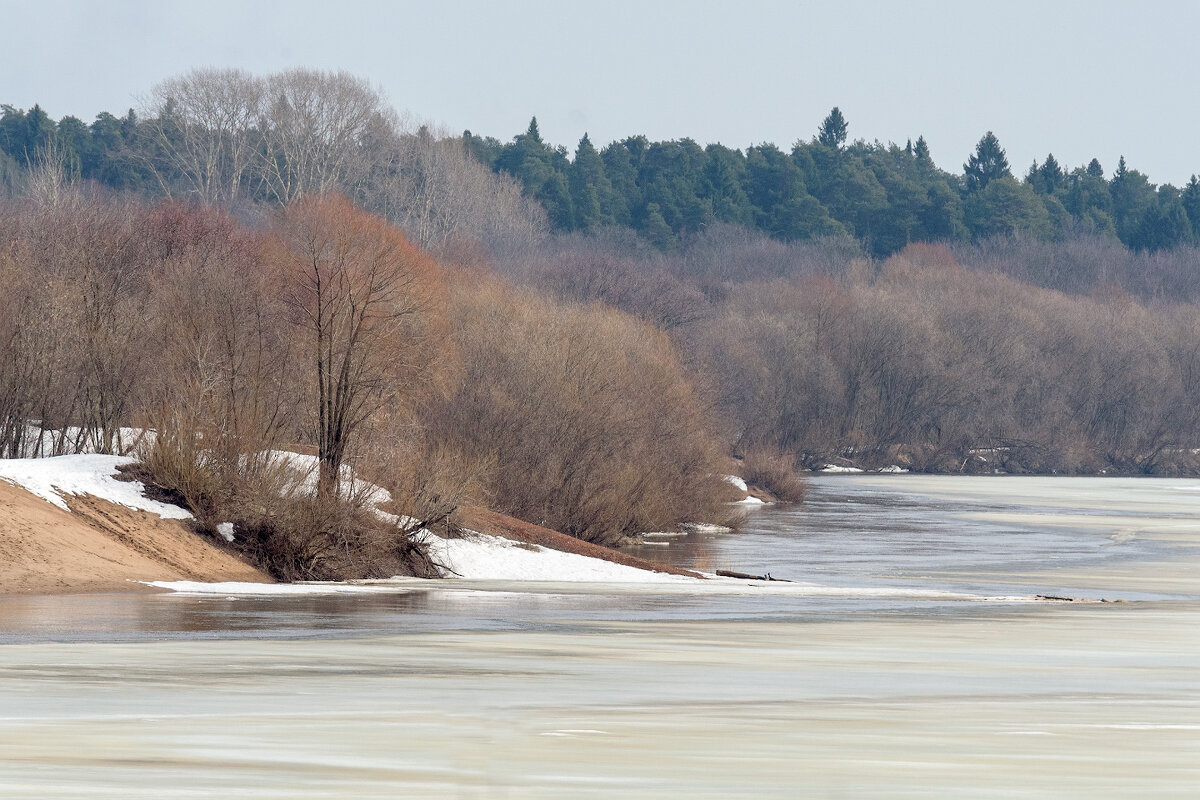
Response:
457,506,706,579
0,480,270,595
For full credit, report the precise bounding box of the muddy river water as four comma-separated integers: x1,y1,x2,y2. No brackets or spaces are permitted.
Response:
1,476,1198,797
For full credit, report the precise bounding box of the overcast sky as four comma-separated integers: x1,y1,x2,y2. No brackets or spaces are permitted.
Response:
5,0,1199,185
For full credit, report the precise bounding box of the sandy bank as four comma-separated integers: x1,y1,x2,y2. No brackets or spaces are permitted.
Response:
0,451,706,594
0,480,269,595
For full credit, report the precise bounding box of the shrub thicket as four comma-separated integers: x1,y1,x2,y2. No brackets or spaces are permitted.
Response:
421,276,729,544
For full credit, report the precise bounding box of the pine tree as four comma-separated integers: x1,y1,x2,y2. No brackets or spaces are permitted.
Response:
600,141,638,226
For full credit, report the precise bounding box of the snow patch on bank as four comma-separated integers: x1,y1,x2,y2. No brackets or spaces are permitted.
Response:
12,425,153,458
425,531,694,582
142,580,406,596
0,454,191,519
144,575,1037,602
260,450,392,505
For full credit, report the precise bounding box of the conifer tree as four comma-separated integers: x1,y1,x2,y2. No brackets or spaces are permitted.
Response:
1039,153,1063,194
817,107,848,149
568,133,611,231
1182,176,1200,241
539,172,574,231
641,202,675,249
963,131,1010,192
913,136,932,168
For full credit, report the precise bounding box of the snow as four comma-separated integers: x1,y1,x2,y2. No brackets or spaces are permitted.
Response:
425,531,694,582
877,465,909,474
142,580,412,596
14,425,152,458
681,522,733,534
820,464,864,473
216,522,235,542
724,474,748,492
144,575,1036,602
261,450,391,504
734,495,766,505
0,454,192,519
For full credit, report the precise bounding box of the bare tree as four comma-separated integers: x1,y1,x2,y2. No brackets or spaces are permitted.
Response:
26,139,81,209
140,68,264,204
259,70,392,204
362,126,547,253
273,194,446,495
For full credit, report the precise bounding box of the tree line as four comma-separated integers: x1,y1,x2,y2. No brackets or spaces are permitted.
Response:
464,113,1200,256
5,90,1200,258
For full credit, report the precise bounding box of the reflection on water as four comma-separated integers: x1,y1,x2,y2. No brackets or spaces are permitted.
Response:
2,475,1199,798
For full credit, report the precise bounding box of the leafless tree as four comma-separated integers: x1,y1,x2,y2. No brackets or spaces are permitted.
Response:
273,194,447,495
259,70,392,204
140,68,264,204
360,125,547,254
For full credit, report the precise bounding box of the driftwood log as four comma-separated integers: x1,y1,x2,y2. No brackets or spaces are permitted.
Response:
715,569,791,582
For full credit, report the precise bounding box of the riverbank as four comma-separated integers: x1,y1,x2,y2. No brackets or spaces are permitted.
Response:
0,455,699,594
0,478,269,594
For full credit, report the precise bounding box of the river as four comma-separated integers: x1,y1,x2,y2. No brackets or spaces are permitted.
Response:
1,475,1198,797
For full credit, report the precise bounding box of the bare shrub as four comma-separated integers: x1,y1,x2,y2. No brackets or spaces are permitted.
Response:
132,197,456,579
423,276,728,544
1,191,150,455
739,448,808,503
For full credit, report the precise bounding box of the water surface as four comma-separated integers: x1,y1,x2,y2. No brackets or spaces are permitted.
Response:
2,475,1198,798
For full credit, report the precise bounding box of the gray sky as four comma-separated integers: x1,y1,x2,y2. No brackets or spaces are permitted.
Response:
5,0,1200,184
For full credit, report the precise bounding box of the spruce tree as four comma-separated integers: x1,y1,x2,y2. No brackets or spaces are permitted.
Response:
539,172,574,231
568,133,607,231
817,107,848,149
1039,154,1063,194
913,136,932,168
963,131,1010,192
